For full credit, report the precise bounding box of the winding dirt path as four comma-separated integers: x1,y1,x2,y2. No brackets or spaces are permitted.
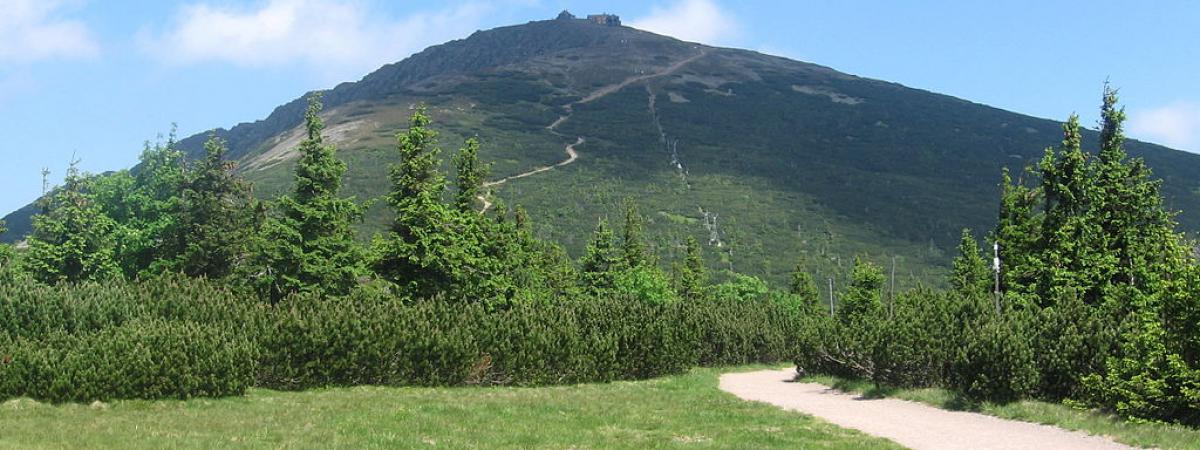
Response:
720,369,1131,450
477,49,708,212
483,137,582,189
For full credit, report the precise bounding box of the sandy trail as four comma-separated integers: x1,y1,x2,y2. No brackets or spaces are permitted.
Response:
476,49,707,212
483,137,582,188
719,369,1131,450
477,137,582,212
576,49,708,105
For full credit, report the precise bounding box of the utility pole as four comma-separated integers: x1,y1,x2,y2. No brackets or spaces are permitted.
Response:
993,242,1001,313
889,255,897,317
828,277,835,317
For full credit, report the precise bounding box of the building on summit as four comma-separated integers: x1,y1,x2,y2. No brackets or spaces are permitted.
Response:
555,11,621,26
586,14,621,26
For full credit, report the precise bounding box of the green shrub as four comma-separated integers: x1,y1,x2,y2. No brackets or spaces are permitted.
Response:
949,307,1039,402
707,273,770,303
256,293,482,389
867,290,958,387
690,296,800,366
0,319,256,402
610,267,677,305
1032,291,1116,399
1081,287,1200,426
256,293,710,389
0,277,803,402
0,275,260,340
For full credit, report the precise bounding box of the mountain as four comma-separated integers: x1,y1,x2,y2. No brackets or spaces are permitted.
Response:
7,13,1200,285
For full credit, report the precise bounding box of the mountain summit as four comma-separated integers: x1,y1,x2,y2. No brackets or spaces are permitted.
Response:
6,15,1200,283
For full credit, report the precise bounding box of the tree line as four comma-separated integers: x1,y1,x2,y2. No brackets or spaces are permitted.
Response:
0,93,817,310
797,86,1200,425
1,88,1196,425
0,93,818,403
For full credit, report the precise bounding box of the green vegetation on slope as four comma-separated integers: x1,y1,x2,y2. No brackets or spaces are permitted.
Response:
9,18,1200,289
0,368,899,450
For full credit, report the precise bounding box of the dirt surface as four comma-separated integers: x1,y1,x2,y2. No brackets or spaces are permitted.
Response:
719,369,1131,450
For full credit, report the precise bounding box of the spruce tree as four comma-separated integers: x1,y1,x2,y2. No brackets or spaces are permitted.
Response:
621,197,648,268
993,167,1042,298
25,162,121,283
500,204,579,302
254,93,366,300
0,220,11,280
950,229,991,298
1090,85,1178,294
112,133,189,277
160,135,261,279
580,218,621,291
677,236,707,300
373,107,455,297
839,256,884,323
788,257,820,305
452,136,489,213
372,107,507,302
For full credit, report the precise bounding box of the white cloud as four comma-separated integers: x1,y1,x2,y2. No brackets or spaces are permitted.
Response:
628,0,739,45
0,0,99,63
1129,101,1200,153
141,0,491,80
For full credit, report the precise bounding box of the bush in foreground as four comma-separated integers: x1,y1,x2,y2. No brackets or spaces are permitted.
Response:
0,276,802,402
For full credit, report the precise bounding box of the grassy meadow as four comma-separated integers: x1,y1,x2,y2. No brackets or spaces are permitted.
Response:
0,368,897,449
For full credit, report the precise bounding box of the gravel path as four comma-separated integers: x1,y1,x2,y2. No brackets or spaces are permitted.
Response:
719,369,1131,450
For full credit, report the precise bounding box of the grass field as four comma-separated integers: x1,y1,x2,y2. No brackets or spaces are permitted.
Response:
0,367,898,449
803,375,1200,450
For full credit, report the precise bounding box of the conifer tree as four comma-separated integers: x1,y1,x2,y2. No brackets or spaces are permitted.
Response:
25,162,121,283
621,197,648,268
993,167,1042,297
108,132,189,277
676,236,707,300
1034,115,1105,302
788,257,820,304
373,107,456,297
580,218,621,291
159,135,261,279
950,229,991,298
839,256,884,322
1089,85,1178,294
453,136,489,213
0,220,11,279
513,205,530,230
501,204,579,301
254,93,365,300
372,107,511,302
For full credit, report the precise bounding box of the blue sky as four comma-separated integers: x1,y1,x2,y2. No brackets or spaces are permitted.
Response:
1,0,1198,215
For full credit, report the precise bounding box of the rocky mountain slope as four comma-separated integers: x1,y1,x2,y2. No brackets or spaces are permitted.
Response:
7,14,1200,285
